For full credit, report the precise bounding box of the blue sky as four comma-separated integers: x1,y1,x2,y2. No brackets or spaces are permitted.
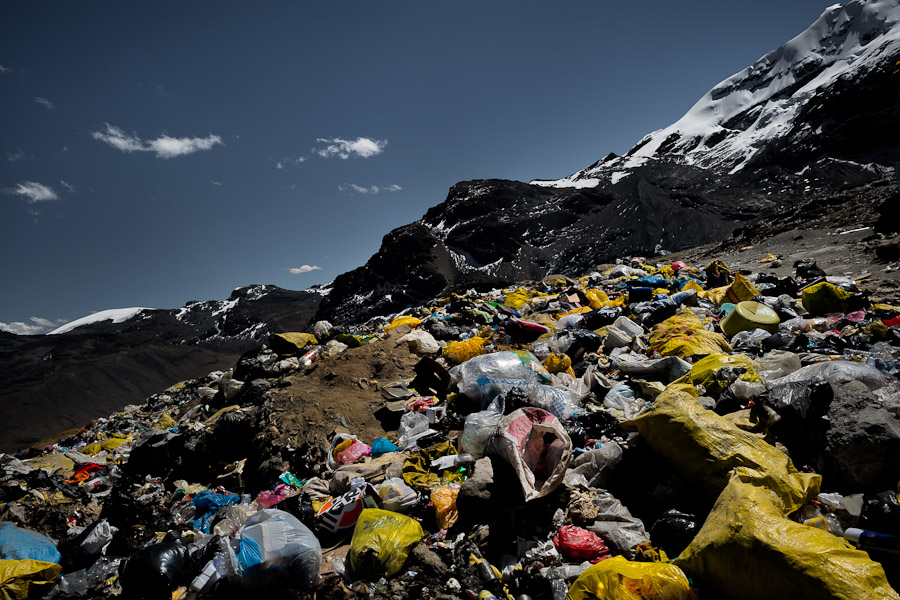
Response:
1,1,839,333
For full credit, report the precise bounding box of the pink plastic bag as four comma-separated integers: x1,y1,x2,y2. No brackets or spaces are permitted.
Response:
335,440,372,465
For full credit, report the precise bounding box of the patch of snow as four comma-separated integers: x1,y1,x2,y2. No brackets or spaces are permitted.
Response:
49,307,151,335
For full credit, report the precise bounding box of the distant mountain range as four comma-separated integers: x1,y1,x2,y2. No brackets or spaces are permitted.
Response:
0,285,320,451
3,0,899,452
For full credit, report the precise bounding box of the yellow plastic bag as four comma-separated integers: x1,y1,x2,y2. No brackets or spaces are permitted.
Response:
704,259,732,279
385,315,422,332
504,289,532,310
348,509,424,578
724,273,760,305
676,473,899,600
648,309,732,359
431,485,460,530
81,437,129,456
543,353,575,377
680,280,704,294
671,353,759,395
697,285,728,305
801,281,852,316
623,387,819,513
566,555,696,600
268,332,318,355
585,288,609,309
0,559,61,600
442,337,487,363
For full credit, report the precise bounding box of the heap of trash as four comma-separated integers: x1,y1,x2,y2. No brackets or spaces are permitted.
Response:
3,254,900,600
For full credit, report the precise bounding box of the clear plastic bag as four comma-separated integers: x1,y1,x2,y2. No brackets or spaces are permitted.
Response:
451,350,551,400
460,410,503,458
236,509,322,590
398,412,429,447
377,477,419,513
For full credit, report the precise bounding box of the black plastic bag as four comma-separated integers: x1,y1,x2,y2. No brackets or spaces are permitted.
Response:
119,533,193,599
794,259,826,280
650,509,699,557
859,491,900,536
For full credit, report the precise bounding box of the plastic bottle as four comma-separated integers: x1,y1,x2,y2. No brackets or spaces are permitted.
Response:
299,346,322,370
844,527,900,552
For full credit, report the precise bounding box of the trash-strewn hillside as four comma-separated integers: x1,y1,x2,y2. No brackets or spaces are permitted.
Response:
3,219,900,599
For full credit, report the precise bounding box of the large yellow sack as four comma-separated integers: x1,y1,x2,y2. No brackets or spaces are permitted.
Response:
0,559,61,600
442,337,487,363
801,281,852,316
348,509,424,578
584,288,609,309
567,555,696,600
648,309,732,360
676,473,899,600
624,388,818,513
724,273,760,305
505,289,532,310
385,315,422,331
671,353,759,395
269,332,318,355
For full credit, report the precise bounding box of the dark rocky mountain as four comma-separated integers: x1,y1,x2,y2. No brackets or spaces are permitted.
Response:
0,285,321,452
316,0,900,325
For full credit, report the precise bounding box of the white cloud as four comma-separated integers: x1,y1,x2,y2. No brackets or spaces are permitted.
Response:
275,156,305,169
148,134,222,158
210,180,223,186
34,97,54,110
10,181,58,203
289,265,323,274
314,137,386,159
6,149,30,162
338,183,402,194
0,65,11,74
59,180,76,193
0,316,68,335
90,123,223,159
275,161,284,169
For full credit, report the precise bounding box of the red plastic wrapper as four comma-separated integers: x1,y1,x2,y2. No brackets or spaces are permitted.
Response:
553,525,611,562
883,315,900,327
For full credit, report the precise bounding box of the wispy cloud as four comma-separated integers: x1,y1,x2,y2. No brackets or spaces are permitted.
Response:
289,265,323,274
338,183,402,195
59,180,76,193
0,65,12,74
6,149,31,162
9,181,59,203
210,180,223,186
34,97,54,110
0,316,68,335
314,137,386,159
90,123,223,159
275,156,305,169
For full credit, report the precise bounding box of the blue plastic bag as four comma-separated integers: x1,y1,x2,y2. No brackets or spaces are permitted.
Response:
191,490,241,533
0,522,61,564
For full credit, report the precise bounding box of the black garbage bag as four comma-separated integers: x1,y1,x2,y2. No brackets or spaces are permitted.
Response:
581,306,621,330
631,299,678,327
766,380,834,421
576,410,618,441
650,509,700,557
859,491,900,536
794,259,826,280
553,329,603,359
119,533,193,599
762,332,808,353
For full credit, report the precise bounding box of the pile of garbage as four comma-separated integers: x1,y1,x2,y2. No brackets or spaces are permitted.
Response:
3,254,900,599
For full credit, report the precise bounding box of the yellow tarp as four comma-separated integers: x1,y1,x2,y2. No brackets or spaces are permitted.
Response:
671,353,759,395
269,332,318,355
584,289,609,309
81,438,129,456
442,337,487,364
648,309,732,359
385,316,422,331
676,473,899,600
0,559,61,600
504,289,533,310
623,387,819,513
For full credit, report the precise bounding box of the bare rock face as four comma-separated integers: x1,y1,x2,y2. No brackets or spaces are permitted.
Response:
822,381,900,492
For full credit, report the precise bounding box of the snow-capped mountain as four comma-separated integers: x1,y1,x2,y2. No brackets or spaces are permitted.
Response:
536,0,900,188
316,0,900,325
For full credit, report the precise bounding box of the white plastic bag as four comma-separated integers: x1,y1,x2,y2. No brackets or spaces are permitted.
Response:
236,509,322,590
460,410,503,458
377,477,419,513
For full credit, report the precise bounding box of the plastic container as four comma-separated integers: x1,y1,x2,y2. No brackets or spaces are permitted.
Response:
720,301,780,337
